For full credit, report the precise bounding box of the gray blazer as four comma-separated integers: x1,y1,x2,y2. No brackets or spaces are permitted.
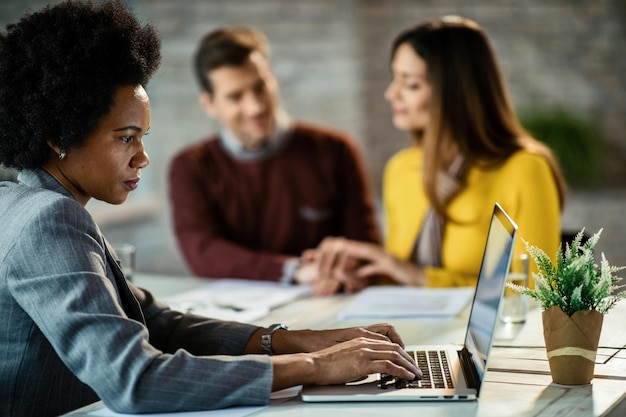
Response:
0,169,272,417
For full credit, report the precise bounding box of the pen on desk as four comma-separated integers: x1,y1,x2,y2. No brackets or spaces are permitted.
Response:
213,303,245,312
177,300,245,313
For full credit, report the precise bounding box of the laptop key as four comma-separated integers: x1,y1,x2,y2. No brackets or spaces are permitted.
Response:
378,349,455,390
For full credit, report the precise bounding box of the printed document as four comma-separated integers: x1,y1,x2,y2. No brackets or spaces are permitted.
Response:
165,279,312,323
337,286,474,319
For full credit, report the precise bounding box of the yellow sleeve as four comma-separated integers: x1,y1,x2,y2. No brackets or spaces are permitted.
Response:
425,268,478,287
425,151,561,288
497,152,561,286
383,147,427,260
382,148,561,289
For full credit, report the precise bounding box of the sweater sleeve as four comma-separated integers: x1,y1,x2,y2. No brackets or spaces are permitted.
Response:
334,134,381,244
168,147,290,281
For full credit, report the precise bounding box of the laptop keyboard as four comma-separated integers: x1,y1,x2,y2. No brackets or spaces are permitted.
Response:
378,350,454,390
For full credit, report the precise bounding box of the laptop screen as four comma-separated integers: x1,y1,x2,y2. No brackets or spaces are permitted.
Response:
463,203,517,393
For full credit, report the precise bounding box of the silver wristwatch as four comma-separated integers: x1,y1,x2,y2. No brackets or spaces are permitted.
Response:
261,323,288,355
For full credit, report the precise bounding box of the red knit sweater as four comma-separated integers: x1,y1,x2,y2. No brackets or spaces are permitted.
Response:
168,122,380,281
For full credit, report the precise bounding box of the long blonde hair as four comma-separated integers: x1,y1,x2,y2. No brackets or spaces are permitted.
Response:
391,16,566,218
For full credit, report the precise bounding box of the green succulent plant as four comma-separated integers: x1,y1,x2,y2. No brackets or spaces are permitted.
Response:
508,229,626,316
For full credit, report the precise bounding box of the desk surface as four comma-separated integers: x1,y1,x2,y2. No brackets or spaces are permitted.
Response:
65,273,626,417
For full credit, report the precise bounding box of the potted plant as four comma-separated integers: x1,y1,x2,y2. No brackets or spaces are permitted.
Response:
508,229,625,385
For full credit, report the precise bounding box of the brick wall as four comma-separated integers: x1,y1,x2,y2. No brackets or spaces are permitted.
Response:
2,0,624,194
2,0,625,273
354,0,626,193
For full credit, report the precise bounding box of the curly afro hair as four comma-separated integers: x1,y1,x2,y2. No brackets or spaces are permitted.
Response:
0,0,161,170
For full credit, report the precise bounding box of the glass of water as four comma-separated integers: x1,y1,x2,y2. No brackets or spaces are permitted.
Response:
111,243,136,282
500,253,529,323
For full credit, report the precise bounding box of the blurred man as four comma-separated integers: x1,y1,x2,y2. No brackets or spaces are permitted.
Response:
168,27,380,289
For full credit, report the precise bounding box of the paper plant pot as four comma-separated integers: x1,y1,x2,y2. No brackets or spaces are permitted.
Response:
542,306,603,385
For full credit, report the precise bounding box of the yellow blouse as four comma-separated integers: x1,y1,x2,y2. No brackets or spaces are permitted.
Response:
383,146,561,287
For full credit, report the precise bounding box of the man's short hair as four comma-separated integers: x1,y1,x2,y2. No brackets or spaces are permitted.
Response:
193,27,270,94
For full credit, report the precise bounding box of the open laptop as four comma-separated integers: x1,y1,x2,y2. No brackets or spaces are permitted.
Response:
301,202,518,402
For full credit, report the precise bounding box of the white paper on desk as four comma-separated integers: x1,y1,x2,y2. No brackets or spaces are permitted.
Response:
164,279,312,323
89,406,265,417
166,304,271,324
86,387,300,416
337,286,475,319
88,405,263,417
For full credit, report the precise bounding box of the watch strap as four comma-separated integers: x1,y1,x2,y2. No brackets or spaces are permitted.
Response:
261,323,288,355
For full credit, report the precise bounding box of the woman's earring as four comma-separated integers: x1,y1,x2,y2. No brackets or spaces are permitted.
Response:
59,150,67,160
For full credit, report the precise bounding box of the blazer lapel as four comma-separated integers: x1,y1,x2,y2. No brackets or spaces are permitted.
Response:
104,240,146,325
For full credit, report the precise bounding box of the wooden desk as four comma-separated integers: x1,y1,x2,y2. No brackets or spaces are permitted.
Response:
65,273,626,417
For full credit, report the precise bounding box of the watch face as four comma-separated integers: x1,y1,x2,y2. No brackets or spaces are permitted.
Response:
261,333,272,354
